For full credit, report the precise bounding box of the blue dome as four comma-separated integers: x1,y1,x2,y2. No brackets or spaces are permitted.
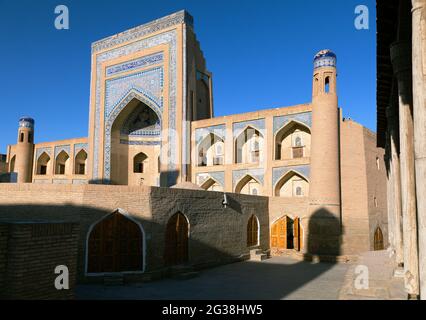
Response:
19,116,35,128
314,49,337,69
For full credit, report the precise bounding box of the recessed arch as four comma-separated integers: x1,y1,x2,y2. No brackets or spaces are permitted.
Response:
247,214,260,247
164,212,190,266
55,150,70,175
85,209,145,274
133,152,148,173
235,174,262,195
235,126,264,164
197,132,225,167
104,90,163,183
36,152,51,175
270,215,303,251
274,120,311,160
200,177,223,192
9,155,16,172
374,226,384,251
75,149,88,175
274,170,309,197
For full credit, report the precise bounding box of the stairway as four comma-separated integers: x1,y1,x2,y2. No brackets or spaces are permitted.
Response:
250,249,269,262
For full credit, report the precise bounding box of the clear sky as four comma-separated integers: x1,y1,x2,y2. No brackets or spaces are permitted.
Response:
0,0,376,154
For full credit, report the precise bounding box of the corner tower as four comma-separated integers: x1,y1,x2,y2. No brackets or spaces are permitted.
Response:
15,117,35,183
308,50,342,256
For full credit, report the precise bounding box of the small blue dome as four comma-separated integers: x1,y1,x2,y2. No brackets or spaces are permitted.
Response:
19,116,35,128
314,49,337,69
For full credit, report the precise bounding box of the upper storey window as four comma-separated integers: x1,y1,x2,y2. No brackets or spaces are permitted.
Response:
235,127,264,164
275,121,311,161
197,133,224,167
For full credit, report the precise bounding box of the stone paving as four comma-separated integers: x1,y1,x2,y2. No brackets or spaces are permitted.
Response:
77,251,406,300
77,256,350,300
339,250,406,300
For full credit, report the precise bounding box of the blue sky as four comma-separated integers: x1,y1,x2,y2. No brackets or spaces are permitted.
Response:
0,0,376,153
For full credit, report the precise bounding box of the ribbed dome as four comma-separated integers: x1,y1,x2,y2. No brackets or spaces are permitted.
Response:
314,49,337,69
19,116,35,128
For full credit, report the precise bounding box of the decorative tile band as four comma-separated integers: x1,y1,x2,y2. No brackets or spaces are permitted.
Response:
54,145,71,158
195,124,226,145
36,147,52,160
233,119,266,138
91,10,193,53
272,165,310,187
196,171,225,187
273,112,312,134
106,52,164,76
232,168,265,187
120,139,161,146
74,143,88,155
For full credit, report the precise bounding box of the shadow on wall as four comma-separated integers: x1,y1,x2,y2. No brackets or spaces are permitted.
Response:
0,203,343,300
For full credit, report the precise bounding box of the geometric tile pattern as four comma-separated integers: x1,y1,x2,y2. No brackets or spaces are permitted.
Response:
272,165,310,187
273,112,312,135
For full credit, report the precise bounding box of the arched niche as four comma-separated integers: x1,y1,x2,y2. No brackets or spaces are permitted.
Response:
235,175,262,196
55,150,70,175
36,152,51,175
235,126,264,164
9,155,16,172
109,97,161,186
164,212,189,266
274,171,309,197
247,215,260,247
75,149,88,175
275,121,311,160
200,177,223,192
197,133,225,167
86,210,145,274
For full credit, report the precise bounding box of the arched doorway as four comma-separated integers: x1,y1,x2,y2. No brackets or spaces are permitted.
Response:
247,215,259,247
374,227,384,251
164,212,189,266
87,211,143,273
271,216,303,251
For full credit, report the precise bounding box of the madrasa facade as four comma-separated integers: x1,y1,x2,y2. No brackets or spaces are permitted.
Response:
0,11,387,281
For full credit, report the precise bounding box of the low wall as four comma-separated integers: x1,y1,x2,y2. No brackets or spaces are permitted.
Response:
0,221,79,299
0,184,270,284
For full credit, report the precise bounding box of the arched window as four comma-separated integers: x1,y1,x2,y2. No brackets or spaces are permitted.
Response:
9,155,16,173
235,127,263,164
36,152,51,175
275,122,311,160
19,132,24,143
197,133,224,167
55,150,69,175
75,149,87,175
247,215,259,247
200,178,223,192
87,211,144,273
374,227,384,251
164,212,189,266
275,171,309,197
133,153,148,173
235,175,262,196
325,76,330,93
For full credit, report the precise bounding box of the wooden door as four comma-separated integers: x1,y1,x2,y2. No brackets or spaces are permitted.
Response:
374,227,384,251
247,215,259,247
164,213,189,266
271,217,287,249
88,212,142,273
294,217,300,251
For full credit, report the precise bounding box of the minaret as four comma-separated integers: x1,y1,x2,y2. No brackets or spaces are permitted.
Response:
15,117,35,183
308,50,342,256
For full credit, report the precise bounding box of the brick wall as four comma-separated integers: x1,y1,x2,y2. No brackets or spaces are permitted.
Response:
0,184,270,284
0,221,79,299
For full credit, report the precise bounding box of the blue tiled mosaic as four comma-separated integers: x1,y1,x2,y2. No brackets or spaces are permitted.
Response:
273,112,312,134
232,168,265,188
272,165,310,187
196,171,225,188
195,124,226,145
106,52,163,77
233,119,266,139
54,145,71,158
